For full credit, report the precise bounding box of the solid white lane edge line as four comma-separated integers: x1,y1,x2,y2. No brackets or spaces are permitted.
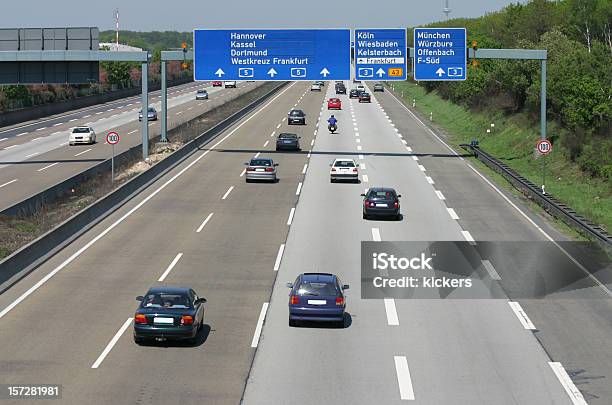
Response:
461,230,476,245
74,148,92,157
447,208,460,220
394,356,416,400
0,179,18,188
37,162,58,172
372,228,381,242
426,176,434,184
435,190,445,200
302,163,308,174
362,174,369,183
549,362,588,405
158,253,183,282
196,213,214,233
222,186,234,200
273,244,285,271
384,298,399,326
91,317,133,369
481,259,501,280
0,82,299,321
250,302,269,348
287,207,296,226
508,301,536,330
296,182,303,195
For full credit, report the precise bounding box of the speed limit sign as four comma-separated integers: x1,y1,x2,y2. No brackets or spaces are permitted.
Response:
106,131,120,145
536,139,552,155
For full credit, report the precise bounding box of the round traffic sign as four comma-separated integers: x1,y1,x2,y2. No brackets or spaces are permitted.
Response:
106,131,120,145
536,139,552,155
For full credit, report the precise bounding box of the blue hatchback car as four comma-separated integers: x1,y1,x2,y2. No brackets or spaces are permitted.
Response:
286,273,349,327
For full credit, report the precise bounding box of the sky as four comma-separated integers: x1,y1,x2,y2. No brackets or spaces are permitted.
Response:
0,0,526,31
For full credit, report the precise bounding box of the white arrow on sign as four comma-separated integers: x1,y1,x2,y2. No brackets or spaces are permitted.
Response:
376,68,385,78
320,68,330,77
267,68,277,78
435,67,445,77
215,68,225,77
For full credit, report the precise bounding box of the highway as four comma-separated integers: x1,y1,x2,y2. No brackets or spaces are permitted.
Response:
0,80,609,404
0,80,261,211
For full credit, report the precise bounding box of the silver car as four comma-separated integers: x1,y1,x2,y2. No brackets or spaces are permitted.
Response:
195,89,209,100
139,107,158,121
245,157,278,182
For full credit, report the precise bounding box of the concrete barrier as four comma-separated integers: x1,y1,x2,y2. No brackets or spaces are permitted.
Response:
0,76,192,127
0,81,288,293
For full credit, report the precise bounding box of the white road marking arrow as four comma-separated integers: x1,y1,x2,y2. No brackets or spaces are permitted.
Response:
320,68,330,77
435,67,445,77
267,68,277,78
376,68,385,77
215,68,225,77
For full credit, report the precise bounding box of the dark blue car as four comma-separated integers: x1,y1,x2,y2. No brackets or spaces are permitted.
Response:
286,273,349,327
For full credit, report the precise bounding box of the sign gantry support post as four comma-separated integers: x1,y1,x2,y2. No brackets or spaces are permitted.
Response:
161,60,168,142
141,56,149,159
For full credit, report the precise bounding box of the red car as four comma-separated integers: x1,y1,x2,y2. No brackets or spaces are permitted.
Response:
212,81,222,87
327,98,342,110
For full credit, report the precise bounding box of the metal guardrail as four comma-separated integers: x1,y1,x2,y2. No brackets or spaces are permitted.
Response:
461,144,612,246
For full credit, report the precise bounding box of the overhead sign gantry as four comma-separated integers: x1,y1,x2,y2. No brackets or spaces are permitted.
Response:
413,27,467,81
354,28,407,81
193,29,351,81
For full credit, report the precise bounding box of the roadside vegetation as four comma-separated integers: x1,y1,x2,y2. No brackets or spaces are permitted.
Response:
404,0,611,232
0,31,192,112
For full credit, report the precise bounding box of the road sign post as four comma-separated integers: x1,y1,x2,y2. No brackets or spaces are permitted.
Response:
193,29,350,81
106,131,120,185
536,139,552,194
354,29,407,81
413,28,467,81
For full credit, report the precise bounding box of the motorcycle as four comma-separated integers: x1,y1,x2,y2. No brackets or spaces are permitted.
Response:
328,123,337,133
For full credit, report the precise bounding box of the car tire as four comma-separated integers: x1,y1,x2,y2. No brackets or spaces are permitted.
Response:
363,212,368,220
289,319,298,327
245,178,251,183
330,178,335,183
134,336,145,345
396,214,401,221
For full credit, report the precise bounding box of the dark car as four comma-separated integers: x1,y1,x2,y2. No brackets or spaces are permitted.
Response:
373,83,384,92
288,109,306,125
359,92,371,103
349,89,360,99
335,83,346,94
133,286,206,344
276,133,301,151
362,187,401,220
287,273,349,327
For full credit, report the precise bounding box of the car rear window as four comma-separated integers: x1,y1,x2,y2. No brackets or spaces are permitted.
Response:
142,293,191,309
250,159,272,166
334,160,355,167
297,281,338,297
290,110,303,116
279,134,297,139
369,191,395,199
148,108,156,112
72,127,90,133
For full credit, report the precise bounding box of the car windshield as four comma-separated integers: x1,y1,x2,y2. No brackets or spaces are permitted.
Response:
297,281,338,297
72,127,90,133
369,190,396,200
334,160,355,167
142,293,191,309
290,110,303,116
250,159,272,167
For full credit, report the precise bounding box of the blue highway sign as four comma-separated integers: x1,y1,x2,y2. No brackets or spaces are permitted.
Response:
193,29,351,81
354,29,407,81
413,28,467,81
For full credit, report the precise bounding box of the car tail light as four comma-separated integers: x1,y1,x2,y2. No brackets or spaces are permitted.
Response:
352,168,358,172
365,200,372,207
394,201,399,208
265,167,274,172
290,295,299,305
181,315,194,325
331,167,336,172
335,297,345,306
246,167,255,171
134,314,147,324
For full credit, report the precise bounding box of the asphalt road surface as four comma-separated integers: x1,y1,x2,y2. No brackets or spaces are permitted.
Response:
0,80,261,211
0,81,609,405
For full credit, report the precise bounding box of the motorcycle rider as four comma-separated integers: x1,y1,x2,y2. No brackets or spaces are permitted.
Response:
327,115,338,132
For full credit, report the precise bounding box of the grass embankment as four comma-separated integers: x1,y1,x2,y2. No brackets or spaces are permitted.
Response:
391,81,611,233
